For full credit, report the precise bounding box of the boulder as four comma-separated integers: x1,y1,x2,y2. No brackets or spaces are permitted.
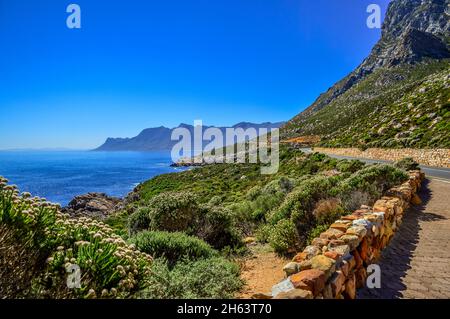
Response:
292,245,320,262
373,200,391,215
311,237,329,249
324,251,341,261
320,228,344,240
274,289,313,299
329,244,350,256
341,214,360,221
290,269,326,296
329,220,352,232
62,193,121,220
340,234,361,251
271,278,294,297
352,219,373,230
346,225,367,239
310,255,336,280
299,260,313,271
283,262,300,276
292,252,308,263
328,239,346,248
303,245,321,258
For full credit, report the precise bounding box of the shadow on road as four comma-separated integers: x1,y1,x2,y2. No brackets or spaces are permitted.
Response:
357,179,446,299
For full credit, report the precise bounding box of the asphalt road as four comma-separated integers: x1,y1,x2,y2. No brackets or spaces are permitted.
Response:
301,148,450,182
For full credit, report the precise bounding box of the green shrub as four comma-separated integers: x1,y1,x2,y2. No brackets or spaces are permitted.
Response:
268,219,299,254
139,257,243,299
278,176,296,193
127,207,151,235
147,191,200,232
330,164,408,211
336,159,365,173
246,186,262,201
255,224,271,243
197,205,242,249
307,224,329,245
207,195,223,206
249,193,285,222
331,164,408,198
394,157,420,171
130,231,216,265
269,175,343,225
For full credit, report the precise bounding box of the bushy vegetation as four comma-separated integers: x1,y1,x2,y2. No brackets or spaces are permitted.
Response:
283,60,450,149
0,177,152,299
113,148,408,256
138,257,243,299
126,191,241,250
256,164,408,254
394,157,420,171
146,192,199,232
267,219,299,254
1,145,412,298
130,231,217,265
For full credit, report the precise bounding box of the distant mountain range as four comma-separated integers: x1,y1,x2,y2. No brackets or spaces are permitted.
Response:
283,0,450,149
94,122,284,151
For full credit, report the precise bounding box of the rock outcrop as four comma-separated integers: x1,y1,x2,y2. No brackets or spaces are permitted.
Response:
284,0,450,140
62,193,122,220
297,0,449,118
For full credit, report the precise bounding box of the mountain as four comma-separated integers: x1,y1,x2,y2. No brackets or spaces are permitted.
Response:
95,122,284,151
283,0,450,148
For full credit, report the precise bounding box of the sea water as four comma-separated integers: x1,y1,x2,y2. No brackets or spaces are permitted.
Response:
0,150,181,205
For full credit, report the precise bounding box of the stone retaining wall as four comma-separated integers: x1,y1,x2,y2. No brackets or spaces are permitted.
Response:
313,147,450,168
267,170,425,299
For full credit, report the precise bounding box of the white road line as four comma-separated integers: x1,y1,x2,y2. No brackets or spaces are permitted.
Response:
429,177,450,184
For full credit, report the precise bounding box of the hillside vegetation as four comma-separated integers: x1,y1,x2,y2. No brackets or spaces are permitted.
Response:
283,0,449,149
283,61,450,148
0,148,412,298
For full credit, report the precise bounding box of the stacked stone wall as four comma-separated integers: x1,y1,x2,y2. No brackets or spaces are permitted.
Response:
313,147,450,168
268,170,425,299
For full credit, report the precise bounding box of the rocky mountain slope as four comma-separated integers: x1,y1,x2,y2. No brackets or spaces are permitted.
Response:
283,0,450,148
95,122,284,151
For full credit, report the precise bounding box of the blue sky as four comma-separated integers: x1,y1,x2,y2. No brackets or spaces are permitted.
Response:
0,0,390,149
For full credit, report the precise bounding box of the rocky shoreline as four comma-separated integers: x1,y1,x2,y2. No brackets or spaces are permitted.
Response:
62,192,122,220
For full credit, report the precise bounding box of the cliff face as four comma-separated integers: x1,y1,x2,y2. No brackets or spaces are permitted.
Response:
359,0,449,72
285,0,450,129
283,0,450,149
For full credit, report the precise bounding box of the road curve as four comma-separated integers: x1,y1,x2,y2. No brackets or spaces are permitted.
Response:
301,148,450,181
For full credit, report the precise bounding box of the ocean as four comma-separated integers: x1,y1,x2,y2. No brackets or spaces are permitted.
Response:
0,151,182,206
